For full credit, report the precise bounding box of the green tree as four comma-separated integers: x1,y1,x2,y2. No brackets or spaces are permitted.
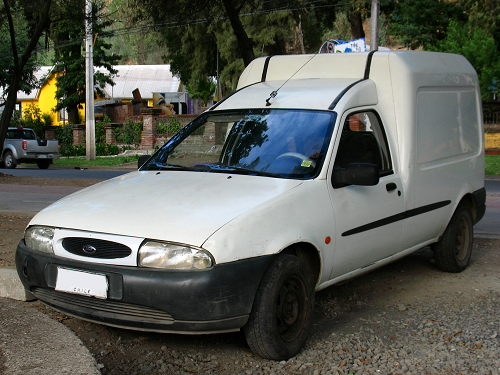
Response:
106,0,164,64
0,0,52,148
390,0,466,50
431,20,500,101
458,0,500,52
134,0,338,93
0,7,39,104
186,78,216,107
51,0,120,124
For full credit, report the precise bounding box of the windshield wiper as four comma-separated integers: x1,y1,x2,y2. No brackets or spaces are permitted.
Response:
145,162,196,171
194,164,281,178
228,166,281,178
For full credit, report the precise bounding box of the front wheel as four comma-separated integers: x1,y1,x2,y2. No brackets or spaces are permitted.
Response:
244,254,315,360
3,151,16,169
432,204,473,273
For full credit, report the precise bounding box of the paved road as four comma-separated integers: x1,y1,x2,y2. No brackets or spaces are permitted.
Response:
0,184,84,213
477,178,500,238
1,166,131,180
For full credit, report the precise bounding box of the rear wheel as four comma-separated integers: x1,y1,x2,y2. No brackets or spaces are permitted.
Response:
3,151,16,169
432,204,473,273
37,161,50,169
244,254,315,360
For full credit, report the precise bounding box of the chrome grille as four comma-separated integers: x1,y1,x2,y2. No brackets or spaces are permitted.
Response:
62,237,132,259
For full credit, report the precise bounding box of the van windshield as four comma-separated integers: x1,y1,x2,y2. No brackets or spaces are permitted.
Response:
143,109,336,179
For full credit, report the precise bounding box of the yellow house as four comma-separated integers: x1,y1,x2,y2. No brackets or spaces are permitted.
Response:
16,66,85,125
16,65,186,125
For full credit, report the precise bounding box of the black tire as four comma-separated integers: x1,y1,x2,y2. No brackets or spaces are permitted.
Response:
244,254,315,360
37,161,50,169
432,204,473,273
3,151,16,169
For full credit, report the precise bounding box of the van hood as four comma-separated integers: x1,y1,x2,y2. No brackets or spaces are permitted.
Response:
30,171,303,246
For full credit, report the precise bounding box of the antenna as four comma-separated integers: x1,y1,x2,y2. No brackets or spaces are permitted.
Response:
265,53,318,106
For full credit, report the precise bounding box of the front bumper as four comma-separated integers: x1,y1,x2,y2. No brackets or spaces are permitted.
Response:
16,240,273,333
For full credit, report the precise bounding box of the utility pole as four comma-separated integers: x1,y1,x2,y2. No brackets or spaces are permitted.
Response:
85,0,96,160
370,0,380,52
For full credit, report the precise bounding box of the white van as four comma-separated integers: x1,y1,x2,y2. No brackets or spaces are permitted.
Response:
16,51,485,360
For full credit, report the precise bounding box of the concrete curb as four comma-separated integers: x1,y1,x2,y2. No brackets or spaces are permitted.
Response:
0,268,35,301
0,297,100,375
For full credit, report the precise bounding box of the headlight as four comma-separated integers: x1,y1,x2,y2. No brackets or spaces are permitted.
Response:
138,241,213,270
25,226,54,254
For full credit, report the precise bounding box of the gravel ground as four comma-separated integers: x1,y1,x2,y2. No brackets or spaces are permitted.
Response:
84,292,500,375
70,292,500,375
29,241,499,375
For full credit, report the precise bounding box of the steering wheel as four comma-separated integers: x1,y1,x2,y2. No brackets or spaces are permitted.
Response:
275,152,316,168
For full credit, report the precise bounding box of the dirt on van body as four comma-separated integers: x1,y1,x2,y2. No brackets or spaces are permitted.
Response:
1,172,499,374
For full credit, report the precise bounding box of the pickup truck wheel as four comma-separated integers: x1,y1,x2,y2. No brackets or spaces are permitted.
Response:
3,151,16,169
432,204,473,273
244,254,314,360
37,161,50,169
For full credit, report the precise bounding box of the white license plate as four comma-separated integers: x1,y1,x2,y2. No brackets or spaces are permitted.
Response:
55,268,108,299
38,154,47,158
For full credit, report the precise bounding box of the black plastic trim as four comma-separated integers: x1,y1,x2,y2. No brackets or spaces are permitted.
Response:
342,200,452,237
328,51,377,110
328,79,364,110
208,81,261,111
16,241,275,333
261,56,273,82
363,50,377,79
472,187,486,224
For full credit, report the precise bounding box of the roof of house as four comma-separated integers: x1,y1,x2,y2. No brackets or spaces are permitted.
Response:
99,65,181,99
12,65,180,101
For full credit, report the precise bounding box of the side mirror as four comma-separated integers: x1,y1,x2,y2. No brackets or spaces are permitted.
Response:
138,155,150,169
332,163,380,188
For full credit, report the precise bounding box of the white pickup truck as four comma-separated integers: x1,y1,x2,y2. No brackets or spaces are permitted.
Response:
16,51,485,360
2,127,60,169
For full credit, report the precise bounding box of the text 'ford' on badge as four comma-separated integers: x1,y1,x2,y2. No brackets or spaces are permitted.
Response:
82,245,97,254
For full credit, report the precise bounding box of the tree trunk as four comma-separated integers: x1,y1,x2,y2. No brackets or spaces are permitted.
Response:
349,11,365,40
68,105,80,125
220,0,255,66
0,0,52,146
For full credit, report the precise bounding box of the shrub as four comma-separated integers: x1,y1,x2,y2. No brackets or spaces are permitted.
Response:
95,115,110,145
107,144,120,155
14,103,52,139
55,123,75,157
116,117,142,145
157,116,182,135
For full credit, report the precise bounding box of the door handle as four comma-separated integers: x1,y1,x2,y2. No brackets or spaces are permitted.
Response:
386,182,397,192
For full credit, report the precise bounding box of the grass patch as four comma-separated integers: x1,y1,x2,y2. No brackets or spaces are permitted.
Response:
486,155,500,176
53,155,141,168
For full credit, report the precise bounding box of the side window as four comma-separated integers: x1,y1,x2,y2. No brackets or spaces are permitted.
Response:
334,110,392,174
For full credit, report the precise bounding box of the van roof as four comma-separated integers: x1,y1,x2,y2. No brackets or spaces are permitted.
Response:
214,78,368,111
212,51,478,113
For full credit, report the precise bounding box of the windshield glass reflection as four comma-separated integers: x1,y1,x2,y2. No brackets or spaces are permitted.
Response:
143,109,335,179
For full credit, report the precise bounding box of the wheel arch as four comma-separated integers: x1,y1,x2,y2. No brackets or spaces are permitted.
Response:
280,242,322,287
2,145,18,159
459,188,485,225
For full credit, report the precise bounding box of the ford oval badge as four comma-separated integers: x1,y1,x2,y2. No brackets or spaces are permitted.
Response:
82,245,97,254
